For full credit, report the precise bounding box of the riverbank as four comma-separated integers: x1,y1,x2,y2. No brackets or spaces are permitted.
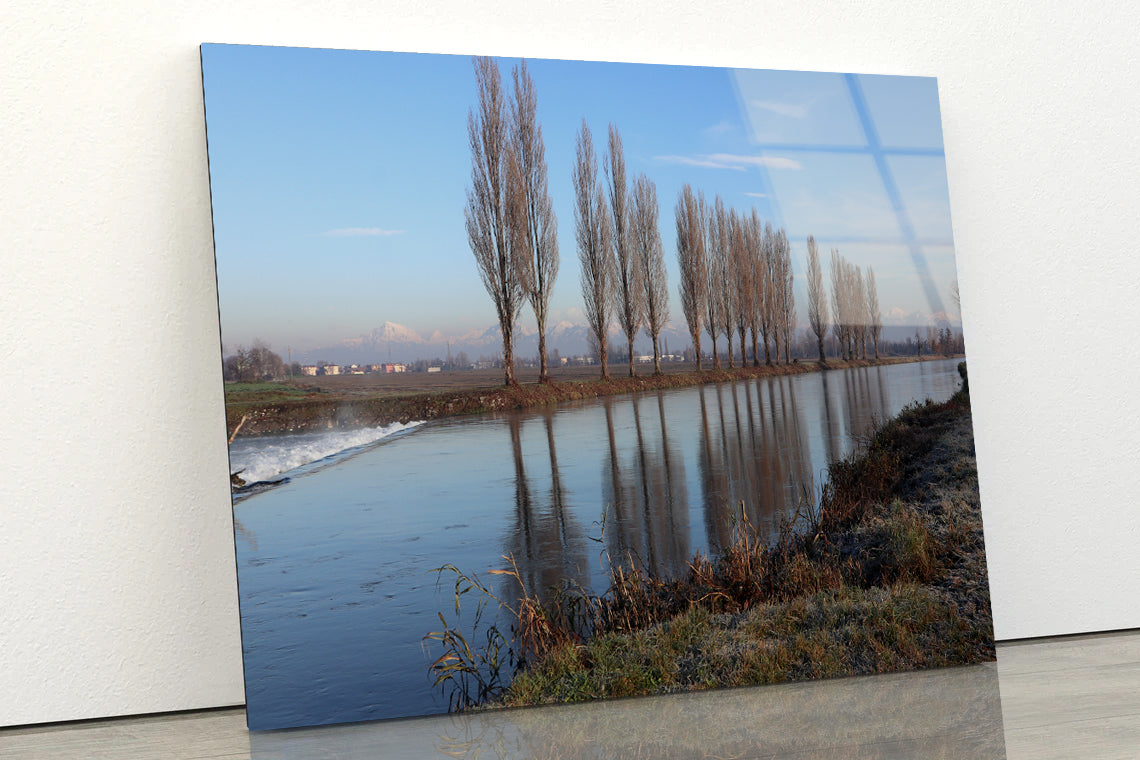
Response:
225,354,960,438
428,379,993,710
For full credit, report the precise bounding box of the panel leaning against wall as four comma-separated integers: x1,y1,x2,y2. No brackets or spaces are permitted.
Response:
200,43,994,730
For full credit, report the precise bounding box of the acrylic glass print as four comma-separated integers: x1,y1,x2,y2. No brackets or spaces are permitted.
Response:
201,44,995,730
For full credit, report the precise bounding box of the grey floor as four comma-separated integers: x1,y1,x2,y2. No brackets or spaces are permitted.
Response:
2,630,1138,759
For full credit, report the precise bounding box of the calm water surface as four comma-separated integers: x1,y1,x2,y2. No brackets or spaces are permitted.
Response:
233,359,965,729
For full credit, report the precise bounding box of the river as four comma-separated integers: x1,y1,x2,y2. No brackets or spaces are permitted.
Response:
232,358,965,729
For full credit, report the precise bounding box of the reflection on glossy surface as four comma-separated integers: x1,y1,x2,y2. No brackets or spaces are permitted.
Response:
28,630,1140,758
234,359,966,727
248,661,1006,759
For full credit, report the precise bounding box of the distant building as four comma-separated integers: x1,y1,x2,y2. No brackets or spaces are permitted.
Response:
321,365,340,376
380,363,407,373
300,365,318,376
426,366,442,373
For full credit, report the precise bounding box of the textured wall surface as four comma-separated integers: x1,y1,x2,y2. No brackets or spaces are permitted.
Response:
3,0,1138,727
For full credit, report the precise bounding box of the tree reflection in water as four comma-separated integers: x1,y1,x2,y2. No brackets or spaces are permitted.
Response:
503,413,589,607
601,394,690,581
503,364,937,602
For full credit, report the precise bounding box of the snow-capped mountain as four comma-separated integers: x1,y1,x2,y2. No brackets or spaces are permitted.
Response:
300,319,695,365
339,321,426,348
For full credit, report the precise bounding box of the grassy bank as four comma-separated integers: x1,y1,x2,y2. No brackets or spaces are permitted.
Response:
226,354,959,437
427,375,993,710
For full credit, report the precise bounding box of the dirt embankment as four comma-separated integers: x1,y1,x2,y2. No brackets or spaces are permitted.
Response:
226,354,959,438
486,386,994,708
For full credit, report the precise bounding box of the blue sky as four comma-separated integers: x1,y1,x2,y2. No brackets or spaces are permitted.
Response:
202,45,959,354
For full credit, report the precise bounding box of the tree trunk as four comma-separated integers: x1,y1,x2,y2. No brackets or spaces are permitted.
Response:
502,324,517,386
537,322,549,383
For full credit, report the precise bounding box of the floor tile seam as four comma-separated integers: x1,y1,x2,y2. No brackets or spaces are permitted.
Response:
995,654,1140,668
994,661,1140,679
996,630,1140,649
1002,707,1140,732
996,647,1140,660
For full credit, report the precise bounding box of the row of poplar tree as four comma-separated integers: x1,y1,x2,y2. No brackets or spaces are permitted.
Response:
465,57,883,388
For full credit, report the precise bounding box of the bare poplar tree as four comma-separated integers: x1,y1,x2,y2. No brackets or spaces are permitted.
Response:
731,210,752,365
573,120,614,379
631,173,669,375
605,124,643,377
466,56,525,386
830,248,849,361
843,258,863,360
715,198,736,368
834,255,867,360
704,196,727,369
510,60,559,384
759,223,777,365
866,266,882,359
805,235,829,363
767,225,787,364
777,228,795,364
675,184,707,370
746,209,766,367
853,265,867,359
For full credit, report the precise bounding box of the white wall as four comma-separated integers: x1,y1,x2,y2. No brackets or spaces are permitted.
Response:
3,0,1138,728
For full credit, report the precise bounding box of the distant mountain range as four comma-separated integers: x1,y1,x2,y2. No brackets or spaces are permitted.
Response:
298,311,962,365
300,320,694,365
882,307,958,327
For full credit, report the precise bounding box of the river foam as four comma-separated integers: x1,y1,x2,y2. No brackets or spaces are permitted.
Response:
228,421,425,484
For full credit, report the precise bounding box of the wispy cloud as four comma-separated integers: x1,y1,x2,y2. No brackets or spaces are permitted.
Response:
324,227,404,237
656,154,802,171
744,192,768,198
656,155,736,169
701,120,736,137
750,100,809,119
